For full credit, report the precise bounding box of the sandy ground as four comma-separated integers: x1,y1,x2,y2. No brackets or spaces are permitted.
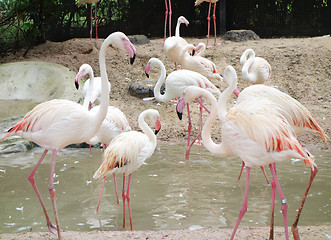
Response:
0,35,330,239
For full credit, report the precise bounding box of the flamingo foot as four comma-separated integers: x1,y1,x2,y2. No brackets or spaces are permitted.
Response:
214,42,221,47
47,222,63,235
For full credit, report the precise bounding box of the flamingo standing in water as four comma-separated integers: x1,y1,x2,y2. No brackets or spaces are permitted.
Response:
194,0,221,47
93,109,161,230
145,57,220,159
163,0,172,41
77,0,100,40
1,32,136,240
176,66,326,240
164,16,190,70
75,64,132,206
240,48,272,86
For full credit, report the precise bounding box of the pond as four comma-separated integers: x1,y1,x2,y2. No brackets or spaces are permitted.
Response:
0,144,330,233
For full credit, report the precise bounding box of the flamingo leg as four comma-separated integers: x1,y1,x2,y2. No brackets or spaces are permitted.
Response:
48,150,62,240
269,170,276,240
168,0,172,37
206,0,212,48
237,161,245,181
185,103,192,160
113,172,119,204
90,3,93,40
292,167,318,240
126,174,133,231
163,0,169,42
269,162,289,240
230,166,251,240
94,2,99,39
122,173,126,229
212,3,221,46
96,176,106,212
28,149,59,235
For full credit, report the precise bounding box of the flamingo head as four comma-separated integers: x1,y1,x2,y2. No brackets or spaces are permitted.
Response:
176,93,186,120
240,48,255,65
109,32,137,65
194,0,204,7
145,62,151,78
75,64,91,90
178,16,189,27
155,117,161,135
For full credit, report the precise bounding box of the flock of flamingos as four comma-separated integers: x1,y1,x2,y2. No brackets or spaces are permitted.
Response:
1,4,328,240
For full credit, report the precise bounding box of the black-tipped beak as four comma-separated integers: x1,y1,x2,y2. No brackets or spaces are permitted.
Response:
191,49,195,56
75,81,79,90
177,111,183,120
145,72,149,78
155,128,160,135
130,54,136,65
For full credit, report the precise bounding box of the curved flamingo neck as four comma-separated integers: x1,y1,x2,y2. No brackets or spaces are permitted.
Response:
175,20,182,37
83,66,95,109
138,110,157,145
218,68,238,122
197,89,230,155
242,50,257,83
152,59,168,102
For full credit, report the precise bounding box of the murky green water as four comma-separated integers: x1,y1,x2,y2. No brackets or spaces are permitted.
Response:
0,144,330,233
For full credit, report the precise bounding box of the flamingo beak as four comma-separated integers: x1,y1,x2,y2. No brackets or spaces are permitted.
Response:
176,94,186,120
124,39,137,65
155,118,161,135
145,63,151,78
75,71,84,90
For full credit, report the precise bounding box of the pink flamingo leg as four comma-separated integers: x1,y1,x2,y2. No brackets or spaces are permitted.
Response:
122,174,126,229
212,3,221,46
126,174,133,231
94,2,99,39
230,166,251,240
113,172,119,204
96,176,106,212
90,4,93,40
28,149,58,235
237,161,245,181
269,162,289,240
48,150,61,240
292,167,318,240
206,0,212,48
185,103,192,160
163,0,169,42
269,170,276,240
168,0,172,38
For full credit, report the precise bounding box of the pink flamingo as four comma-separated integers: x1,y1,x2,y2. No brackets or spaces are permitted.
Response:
93,109,161,231
177,65,326,240
163,0,172,41
194,0,221,47
145,57,220,160
77,0,100,40
1,32,136,240
75,64,132,206
164,16,190,69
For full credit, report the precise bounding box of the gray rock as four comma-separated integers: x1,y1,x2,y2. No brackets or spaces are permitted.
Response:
224,30,260,42
129,79,155,98
128,35,150,45
0,138,36,154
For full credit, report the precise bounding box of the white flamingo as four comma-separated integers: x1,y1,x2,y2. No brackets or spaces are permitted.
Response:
194,0,221,47
75,64,132,206
93,109,161,231
77,0,100,40
145,57,220,159
164,16,190,70
178,43,223,82
240,48,272,85
1,32,136,240
75,64,111,109
176,65,325,240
